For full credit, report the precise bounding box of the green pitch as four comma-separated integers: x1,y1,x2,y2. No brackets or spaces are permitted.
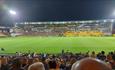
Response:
0,36,115,54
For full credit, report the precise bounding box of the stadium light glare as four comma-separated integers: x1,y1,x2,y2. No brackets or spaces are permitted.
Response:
111,19,114,22
104,20,107,23
9,10,16,15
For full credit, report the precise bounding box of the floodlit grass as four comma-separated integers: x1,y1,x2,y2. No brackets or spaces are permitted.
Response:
0,36,115,54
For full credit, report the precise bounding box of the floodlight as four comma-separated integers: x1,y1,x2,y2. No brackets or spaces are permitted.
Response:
9,10,16,15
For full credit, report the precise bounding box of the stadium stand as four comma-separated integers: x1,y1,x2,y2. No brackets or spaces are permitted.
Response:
0,51,115,70
11,19,114,37
0,32,7,37
0,27,10,37
64,31,104,37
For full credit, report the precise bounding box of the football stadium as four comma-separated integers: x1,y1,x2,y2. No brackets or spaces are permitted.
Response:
1,19,115,70
0,19,115,54
1,0,115,70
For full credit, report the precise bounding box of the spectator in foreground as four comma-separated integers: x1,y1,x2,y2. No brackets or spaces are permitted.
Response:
71,58,112,70
28,62,45,70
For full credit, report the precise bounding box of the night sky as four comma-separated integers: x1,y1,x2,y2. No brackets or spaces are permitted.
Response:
1,0,115,22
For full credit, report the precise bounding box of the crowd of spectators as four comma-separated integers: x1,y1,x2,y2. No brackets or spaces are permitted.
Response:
0,50,115,70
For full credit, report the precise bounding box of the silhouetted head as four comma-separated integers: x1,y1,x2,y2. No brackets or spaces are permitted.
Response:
71,58,112,70
28,62,45,70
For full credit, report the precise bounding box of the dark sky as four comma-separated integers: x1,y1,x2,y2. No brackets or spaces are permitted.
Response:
1,0,115,22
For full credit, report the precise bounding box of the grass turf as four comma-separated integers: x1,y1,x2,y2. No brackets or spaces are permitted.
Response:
0,36,115,54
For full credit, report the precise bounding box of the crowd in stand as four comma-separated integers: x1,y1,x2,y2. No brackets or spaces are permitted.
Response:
0,50,115,70
64,31,103,37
